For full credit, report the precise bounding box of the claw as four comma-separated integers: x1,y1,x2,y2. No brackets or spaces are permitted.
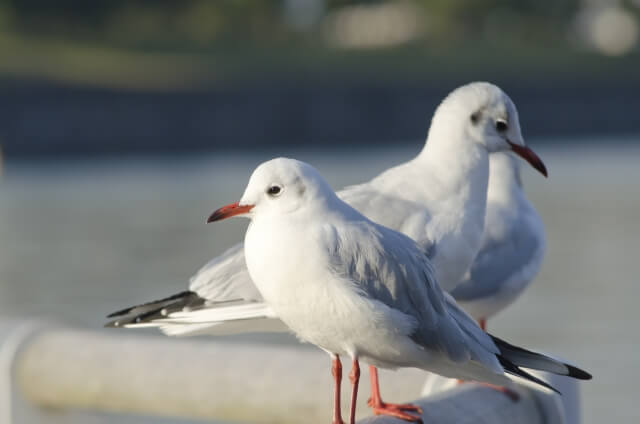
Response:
367,398,422,414
368,365,423,422
389,403,422,413
458,379,520,401
479,383,520,402
371,405,423,422
368,397,423,422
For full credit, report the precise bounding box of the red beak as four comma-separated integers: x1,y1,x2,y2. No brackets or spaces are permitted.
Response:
207,202,254,223
507,141,548,177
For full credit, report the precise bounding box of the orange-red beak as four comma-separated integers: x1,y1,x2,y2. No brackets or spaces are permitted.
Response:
507,141,548,177
207,202,254,223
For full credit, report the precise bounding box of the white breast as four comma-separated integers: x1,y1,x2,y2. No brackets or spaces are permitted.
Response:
244,217,419,363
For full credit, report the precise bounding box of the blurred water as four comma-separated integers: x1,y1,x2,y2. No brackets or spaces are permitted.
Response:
0,142,638,423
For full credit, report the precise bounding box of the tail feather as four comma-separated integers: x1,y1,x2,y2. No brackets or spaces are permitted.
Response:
497,355,560,394
491,335,592,382
161,301,277,323
159,317,288,337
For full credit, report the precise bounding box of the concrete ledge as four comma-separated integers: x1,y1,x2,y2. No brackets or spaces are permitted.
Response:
0,320,576,423
360,383,564,424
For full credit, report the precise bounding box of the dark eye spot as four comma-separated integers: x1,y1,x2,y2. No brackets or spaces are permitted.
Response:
470,112,480,125
267,185,282,196
496,120,508,132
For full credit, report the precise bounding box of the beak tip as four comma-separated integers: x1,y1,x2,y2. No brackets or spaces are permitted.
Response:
206,202,254,223
535,160,548,178
206,211,221,223
508,141,548,178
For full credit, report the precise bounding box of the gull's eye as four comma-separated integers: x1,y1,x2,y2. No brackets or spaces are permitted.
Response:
495,120,508,133
267,185,282,196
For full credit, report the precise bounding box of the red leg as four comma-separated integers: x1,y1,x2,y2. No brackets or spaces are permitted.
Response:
464,319,519,401
331,356,344,424
478,318,487,331
348,359,360,424
478,382,520,401
367,365,423,422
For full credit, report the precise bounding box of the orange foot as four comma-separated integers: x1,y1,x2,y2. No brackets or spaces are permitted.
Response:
457,379,520,401
479,383,520,402
368,398,423,423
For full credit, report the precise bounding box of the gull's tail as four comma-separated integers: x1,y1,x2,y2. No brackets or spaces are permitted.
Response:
105,291,287,337
491,335,592,393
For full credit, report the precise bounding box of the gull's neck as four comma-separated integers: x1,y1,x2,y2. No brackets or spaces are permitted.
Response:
410,121,490,289
414,124,490,216
488,153,523,202
483,154,524,215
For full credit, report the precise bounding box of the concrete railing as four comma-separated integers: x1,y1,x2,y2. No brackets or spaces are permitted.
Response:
0,319,578,423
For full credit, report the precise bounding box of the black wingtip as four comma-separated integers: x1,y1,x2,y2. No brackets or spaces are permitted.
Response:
104,290,206,330
106,307,134,319
497,355,561,394
104,320,121,328
566,364,592,380
490,334,593,381
106,290,196,319
517,367,561,395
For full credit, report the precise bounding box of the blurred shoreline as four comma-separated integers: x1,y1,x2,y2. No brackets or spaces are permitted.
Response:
2,77,639,159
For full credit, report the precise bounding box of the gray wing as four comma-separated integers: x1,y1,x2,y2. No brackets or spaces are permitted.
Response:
189,243,264,302
337,183,436,259
325,221,499,368
451,199,545,302
187,163,437,306
106,243,268,329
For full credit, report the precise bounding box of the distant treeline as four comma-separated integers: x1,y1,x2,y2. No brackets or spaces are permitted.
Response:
1,0,582,50
2,76,638,158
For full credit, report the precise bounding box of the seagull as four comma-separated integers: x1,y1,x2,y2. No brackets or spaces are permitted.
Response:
106,82,547,420
451,152,546,330
208,157,590,424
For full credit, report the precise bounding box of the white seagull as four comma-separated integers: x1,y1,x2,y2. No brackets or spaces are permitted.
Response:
208,158,590,424
451,152,546,330
106,82,547,420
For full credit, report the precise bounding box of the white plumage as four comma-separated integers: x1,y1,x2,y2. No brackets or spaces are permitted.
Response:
451,152,546,321
108,82,547,339
215,158,588,390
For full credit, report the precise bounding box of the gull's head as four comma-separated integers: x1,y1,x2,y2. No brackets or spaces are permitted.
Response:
433,82,547,177
207,158,335,222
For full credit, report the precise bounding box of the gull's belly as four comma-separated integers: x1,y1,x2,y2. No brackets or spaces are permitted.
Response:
245,220,424,365
270,277,422,366
245,227,359,354
268,276,365,355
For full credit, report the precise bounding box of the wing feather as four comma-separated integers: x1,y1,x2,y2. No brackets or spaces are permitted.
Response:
188,243,263,302
451,200,545,302
324,220,499,370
